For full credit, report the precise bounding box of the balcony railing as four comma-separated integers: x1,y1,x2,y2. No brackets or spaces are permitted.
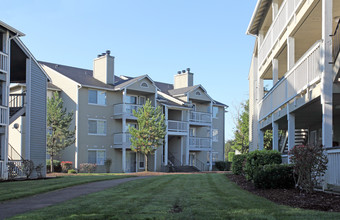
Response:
0,51,9,74
167,120,188,133
113,132,132,146
0,106,8,126
189,111,211,124
259,41,322,120
326,148,340,186
332,18,340,63
189,137,211,149
9,93,26,108
113,103,143,117
258,0,303,69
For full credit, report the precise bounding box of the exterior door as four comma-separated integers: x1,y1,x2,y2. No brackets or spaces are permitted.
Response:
126,151,136,173
189,152,196,166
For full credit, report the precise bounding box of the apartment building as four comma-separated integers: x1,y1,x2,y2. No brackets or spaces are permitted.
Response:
39,51,227,173
0,20,49,179
247,0,340,186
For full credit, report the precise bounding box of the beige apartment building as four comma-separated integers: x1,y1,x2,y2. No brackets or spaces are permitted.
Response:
247,0,340,187
37,51,227,173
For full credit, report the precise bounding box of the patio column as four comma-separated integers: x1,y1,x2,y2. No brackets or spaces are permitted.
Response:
321,0,333,148
186,110,190,165
287,37,295,71
272,58,279,84
164,106,168,165
272,118,279,151
272,0,279,19
154,150,157,172
122,148,126,173
122,89,127,172
287,107,295,164
259,129,264,150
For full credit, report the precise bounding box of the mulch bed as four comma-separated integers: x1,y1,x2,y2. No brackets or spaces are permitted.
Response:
227,174,340,212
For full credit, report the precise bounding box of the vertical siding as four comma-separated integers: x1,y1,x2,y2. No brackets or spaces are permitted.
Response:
29,61,47,175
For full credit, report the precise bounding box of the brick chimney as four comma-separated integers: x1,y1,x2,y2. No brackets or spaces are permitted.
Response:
174,68,193,89
93,50,115,85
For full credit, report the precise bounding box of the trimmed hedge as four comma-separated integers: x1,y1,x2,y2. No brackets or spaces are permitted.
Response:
215,161,232,171
46,159,62,172
253,164,294,189
244,150,281,180
228,152,235,162
232,154,246,175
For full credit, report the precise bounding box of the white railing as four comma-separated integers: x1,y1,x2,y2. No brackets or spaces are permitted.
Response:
259,41,321,120
7,160,25,177
189,137,211,149
0,106,8,126
113,103,143,117
189,111,212,124
113,132,132,146
258,0,303,69
0,51,9,74
326,148,340,186
168,120,188,132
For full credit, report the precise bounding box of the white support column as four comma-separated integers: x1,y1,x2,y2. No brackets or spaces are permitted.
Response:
180,137,183,165
272,58,279,84
186,109,190,165
164,106,168,165
258,78,264,101
3,31,10,179
259,129,264,150
321,0,333,148
209,150,213,171
272,0,279,19
209,101,213,171
122,89,127,173
154,150,157,172
258,30,265,48
287,107,295,164
272,117,279,151
287,37,295,71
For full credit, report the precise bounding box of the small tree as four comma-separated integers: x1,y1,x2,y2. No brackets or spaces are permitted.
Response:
129,99,166,172
47,92,75,172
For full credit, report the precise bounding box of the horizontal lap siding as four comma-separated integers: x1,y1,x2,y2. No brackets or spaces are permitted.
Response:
30,61,47,169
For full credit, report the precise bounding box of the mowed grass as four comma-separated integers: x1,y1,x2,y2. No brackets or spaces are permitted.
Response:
10,173,340,220
0,174,132,202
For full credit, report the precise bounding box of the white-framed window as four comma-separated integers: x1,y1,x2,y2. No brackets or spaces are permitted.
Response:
139,153,145,169
88,90,106,105
126,95,137,104
213,107,219,118
88,119,107,135
213,129,218,142
139,96,146,105
140,82,149,88
126,122,137,132
207,152,219,164
88,149,106,165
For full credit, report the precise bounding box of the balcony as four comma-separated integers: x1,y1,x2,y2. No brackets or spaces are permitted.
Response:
113,103,143,119
0,51,9,74
167,120,188,135
189,137,211,151
258,0,303,70
113,132,132,148
0,106,8,126
259,41,322,121
189,111,212,125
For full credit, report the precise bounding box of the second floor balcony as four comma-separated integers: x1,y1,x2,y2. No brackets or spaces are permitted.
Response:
113,132,132,148
189,111,212,125
113,103,143,120
189,137,211,151
0,51,9,74
167,120,188,134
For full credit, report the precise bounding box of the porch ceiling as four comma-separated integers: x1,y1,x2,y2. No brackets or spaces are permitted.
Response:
10,40,27,83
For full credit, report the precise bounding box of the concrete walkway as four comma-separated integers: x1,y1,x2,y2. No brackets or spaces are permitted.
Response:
0,176,149,219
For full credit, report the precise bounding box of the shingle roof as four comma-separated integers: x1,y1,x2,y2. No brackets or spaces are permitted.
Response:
167,85,198,96
154,81,174,94
213,100,228,107
48,82,61,91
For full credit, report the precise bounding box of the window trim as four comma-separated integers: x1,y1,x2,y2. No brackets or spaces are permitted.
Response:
213,129,218,142
195,91,201,96
88,149,106,165
140,82,149,88
139,153,145,169
88,118,107,136
213,106,219,119
88,90,107,106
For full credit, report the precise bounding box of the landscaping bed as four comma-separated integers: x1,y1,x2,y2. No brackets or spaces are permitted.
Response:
227,174,340,212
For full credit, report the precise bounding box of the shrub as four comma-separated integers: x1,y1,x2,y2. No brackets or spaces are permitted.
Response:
46,160,61,172
289,145,328,193
253,164,295,189
35,163,44,179
215,161,229,171
68,169,77,174
79,163,96,173
7,162,18,180
61,161,73,173
244,150,281,181
232,154,247,175
21,160,34,179
228,152,235,162
104,158,112,173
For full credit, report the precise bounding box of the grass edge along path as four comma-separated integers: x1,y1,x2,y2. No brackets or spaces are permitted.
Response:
0,174,134,202
10,173,340,220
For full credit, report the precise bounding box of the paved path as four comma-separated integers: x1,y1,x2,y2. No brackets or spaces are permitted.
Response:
0,176,149,219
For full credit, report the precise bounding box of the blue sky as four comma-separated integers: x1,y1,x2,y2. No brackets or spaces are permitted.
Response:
2,0,257,141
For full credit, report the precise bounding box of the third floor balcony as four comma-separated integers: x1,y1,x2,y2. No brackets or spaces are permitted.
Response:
189,111,212,126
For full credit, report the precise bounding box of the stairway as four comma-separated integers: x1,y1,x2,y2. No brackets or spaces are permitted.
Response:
280,129,309,154
9,93,26,124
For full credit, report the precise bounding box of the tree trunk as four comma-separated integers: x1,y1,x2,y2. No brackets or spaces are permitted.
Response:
50,156,54,173
145,154,148,172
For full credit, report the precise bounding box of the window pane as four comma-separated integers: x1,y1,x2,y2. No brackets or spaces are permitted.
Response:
88,120,97,134
88,90,97,104
213,129,218,142
88,151,96,164
97,150,106,165
97,91,106,105
139,97,146,105
97,121,106,135
213,107,218,118
126,96,137,104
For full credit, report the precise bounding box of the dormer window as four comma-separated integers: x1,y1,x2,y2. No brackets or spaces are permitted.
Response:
140,82,149,88
195,91,201,96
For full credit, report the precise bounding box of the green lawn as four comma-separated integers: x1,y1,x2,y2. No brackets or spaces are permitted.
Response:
0,174,132,202
10,173,340,220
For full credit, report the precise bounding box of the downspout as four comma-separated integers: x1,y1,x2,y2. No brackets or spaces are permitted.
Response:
75,84,82,170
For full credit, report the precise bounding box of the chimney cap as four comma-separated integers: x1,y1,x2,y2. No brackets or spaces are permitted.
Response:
177,71,181,74
186,68,190,72
106,50,111,55
182,70,186,73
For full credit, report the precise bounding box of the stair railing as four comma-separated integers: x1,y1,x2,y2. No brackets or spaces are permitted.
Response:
168,152,181,166
9,93,26,108
194,158,207,171
331,18,340,63
8,143,24,161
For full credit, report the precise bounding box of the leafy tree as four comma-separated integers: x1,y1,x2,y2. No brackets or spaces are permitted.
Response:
47,92,75,172
129,99,166,172
232,101,249,154
224,140,235,160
